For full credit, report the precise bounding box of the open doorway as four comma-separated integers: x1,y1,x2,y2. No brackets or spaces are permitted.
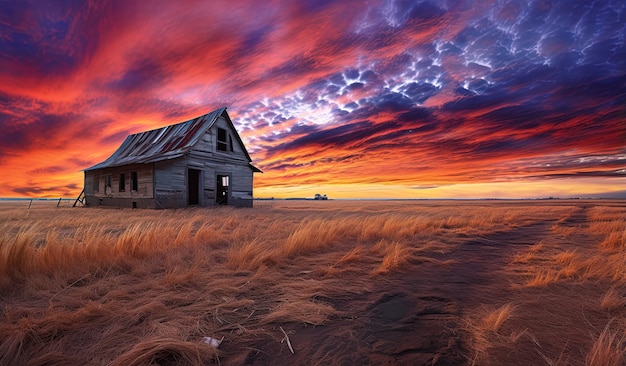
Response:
188,168,201,205
216,174,229,205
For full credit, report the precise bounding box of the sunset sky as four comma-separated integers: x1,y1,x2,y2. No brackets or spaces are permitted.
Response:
1,0,624,199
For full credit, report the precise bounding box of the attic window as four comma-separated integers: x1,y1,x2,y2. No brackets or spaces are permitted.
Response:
217,128,228,151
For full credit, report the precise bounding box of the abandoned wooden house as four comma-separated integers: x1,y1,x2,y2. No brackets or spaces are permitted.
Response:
82,107,261,208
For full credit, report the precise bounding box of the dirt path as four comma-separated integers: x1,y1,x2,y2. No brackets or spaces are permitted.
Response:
484,205,616,366
228,217,563,365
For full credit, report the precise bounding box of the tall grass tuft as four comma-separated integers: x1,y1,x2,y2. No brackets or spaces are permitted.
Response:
586,321,626,366
601,230,626,251
371,240,412,275
465,303,518,365
599,287,625,311
338,245,363,264
281,218,351,257
0,227,36,282
226,239,271,271
481,303,516,332
525,270,560,287
114,223,150,257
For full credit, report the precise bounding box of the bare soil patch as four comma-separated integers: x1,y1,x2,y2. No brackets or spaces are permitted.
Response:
243,219,557,365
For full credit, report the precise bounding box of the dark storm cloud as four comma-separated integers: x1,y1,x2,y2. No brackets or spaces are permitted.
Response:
0,0,100,81
396,108,434,123
376,53,414,75
533,170,626,179
239,25,274,55
267,120,373,154
107,59,170,94
264,56,321,81
441,92,510,113
405,1,446,21
344,67,360,80
482,104,554,125
402,83,439,103
368,92,415,113
265,104,437,160
99,130,133,145
0,111,105,155
12,183,79,197
555,74,626,105
27,165,67,175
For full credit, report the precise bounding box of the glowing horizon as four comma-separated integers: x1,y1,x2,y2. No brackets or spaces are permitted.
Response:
1,0,624,199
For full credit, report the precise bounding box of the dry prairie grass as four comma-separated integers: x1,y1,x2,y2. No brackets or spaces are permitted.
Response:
370,240,413,275
465,303,521,365
471,201,626,365
0,200,624,365
599,287,626,311
586,320,626,366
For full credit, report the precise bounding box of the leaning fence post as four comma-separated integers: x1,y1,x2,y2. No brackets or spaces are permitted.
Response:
57,197,62,207
28,199,33,209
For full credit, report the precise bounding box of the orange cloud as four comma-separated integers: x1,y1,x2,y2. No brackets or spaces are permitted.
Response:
0,0,624,199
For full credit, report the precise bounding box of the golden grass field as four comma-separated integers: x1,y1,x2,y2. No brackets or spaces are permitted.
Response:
0,199,624,365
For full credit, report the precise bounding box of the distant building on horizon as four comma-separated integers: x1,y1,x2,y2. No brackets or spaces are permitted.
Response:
82,107,261,208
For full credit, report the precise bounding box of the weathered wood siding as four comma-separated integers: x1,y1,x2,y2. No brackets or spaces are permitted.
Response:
187,115,255,207
195,160,254,206
84,164,155,208
154,159,187,208
84,172,96,196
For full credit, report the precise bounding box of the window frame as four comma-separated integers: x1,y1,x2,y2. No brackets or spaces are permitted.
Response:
217,128,228,152
131,171,138,191
119,173,126,192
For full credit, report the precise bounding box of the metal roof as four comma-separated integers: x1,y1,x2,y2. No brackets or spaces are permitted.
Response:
85,108,229,171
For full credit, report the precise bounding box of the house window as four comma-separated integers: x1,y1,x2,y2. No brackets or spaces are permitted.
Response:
93,176,99,193
105,175,112,192
119,173,126,192
217,128,228,152
131,171,138,191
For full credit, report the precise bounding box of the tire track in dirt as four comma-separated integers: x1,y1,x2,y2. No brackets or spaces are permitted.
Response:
486,204,617,366
560,204,590,227
234,218,560,365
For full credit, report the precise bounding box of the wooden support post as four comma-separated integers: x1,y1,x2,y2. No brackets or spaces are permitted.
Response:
73,189,85,207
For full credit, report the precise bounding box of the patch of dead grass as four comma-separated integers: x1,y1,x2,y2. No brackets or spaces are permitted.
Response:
371,240,412,275
0,201,624,365
525,270,561,287
465,303,520,365
586,320,626,366
599,287,626,311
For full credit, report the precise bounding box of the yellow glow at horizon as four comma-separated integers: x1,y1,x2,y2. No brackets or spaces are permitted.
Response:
254,178,626,199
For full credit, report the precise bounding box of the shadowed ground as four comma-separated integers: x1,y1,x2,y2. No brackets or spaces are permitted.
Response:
234,220,556,365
